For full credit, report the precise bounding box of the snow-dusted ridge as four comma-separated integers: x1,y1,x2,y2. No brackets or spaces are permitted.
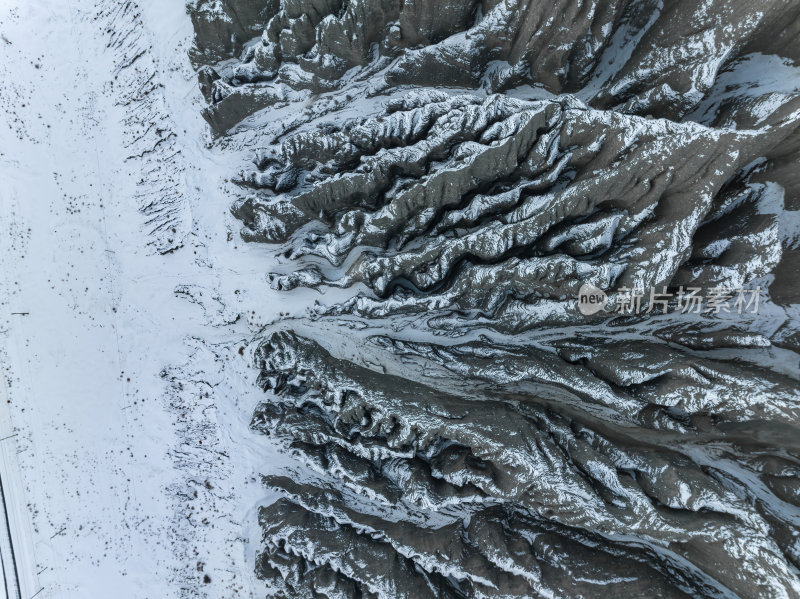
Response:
190,0,800,597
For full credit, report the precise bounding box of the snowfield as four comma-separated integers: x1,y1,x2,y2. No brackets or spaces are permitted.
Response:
0,1,302,596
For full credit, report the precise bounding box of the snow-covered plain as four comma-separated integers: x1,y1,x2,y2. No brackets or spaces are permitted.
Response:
0,1,303,596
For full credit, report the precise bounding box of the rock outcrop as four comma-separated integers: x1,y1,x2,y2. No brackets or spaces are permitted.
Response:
190,0,800,596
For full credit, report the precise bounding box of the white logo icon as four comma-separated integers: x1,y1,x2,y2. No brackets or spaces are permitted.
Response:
578,283,608,315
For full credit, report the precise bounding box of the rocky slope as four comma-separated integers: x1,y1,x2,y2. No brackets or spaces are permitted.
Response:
190,0,800,596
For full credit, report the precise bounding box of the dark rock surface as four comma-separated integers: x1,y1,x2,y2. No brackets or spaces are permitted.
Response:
190,0,800,596
250,331,800,598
